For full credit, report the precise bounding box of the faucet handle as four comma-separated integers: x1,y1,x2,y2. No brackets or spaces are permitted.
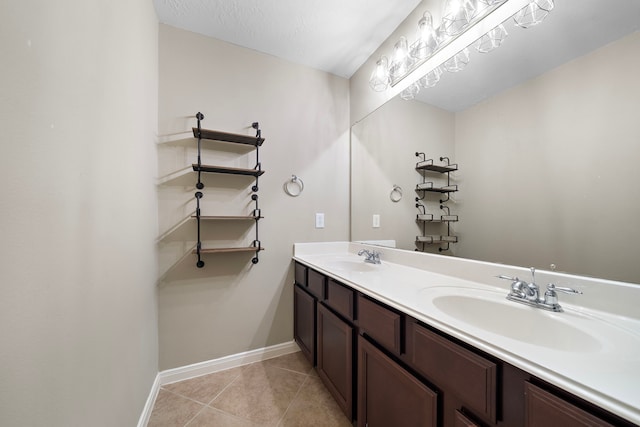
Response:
547,283,583,295
544,283,582,306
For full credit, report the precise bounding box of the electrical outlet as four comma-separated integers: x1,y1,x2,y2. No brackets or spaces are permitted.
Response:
315,213,325,229
373,214,380,228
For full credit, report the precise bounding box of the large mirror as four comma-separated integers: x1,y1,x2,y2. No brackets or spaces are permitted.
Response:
351,0,640,284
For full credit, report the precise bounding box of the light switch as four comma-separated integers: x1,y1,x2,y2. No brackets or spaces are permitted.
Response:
373,214,380,228
315,213,325,229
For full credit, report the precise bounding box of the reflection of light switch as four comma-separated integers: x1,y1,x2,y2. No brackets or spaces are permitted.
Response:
373,214,380,228
315,213,325,229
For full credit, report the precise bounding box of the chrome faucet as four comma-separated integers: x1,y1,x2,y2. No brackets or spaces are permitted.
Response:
358,249,381,264
498,267,582,312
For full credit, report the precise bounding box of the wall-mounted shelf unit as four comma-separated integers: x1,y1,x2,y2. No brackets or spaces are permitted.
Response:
192,112,265,268
415,153,458,252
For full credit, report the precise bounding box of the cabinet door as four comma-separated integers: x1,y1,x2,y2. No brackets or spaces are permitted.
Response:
317,303,353,420
358,335,437,427
294,284,316,365
524,382,615,427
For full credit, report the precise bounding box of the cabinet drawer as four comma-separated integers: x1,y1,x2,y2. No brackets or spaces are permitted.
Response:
524,382,614,427
357,294,402,355
307,269,326,299
326,279,354,321
294,262,307,287
408,322,497,423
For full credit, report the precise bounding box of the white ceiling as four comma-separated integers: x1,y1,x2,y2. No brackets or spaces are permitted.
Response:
153,0,421,78
153,0,640,111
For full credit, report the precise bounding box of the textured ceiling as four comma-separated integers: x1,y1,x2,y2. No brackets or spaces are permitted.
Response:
153,0,421,78
153,0,640,111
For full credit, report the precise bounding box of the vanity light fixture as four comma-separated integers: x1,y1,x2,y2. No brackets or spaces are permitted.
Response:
369,56,390,91
368,0,554,100
513,0,554,28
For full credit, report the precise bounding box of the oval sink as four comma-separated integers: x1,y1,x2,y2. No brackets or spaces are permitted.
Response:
426,288,602,352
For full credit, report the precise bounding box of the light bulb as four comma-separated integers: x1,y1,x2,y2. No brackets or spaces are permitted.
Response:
369,56,390,92
390,37,411,81
442,0,479,36
411,12,439,61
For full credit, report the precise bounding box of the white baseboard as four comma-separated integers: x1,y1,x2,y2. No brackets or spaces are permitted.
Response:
137,340,300,426
160,340,300,386
137,373,160,427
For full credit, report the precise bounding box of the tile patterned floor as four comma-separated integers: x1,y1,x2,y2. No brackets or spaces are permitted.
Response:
148,351,353,426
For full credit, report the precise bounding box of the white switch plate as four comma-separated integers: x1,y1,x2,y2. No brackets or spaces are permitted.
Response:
372,214,380,228
315,213,325,229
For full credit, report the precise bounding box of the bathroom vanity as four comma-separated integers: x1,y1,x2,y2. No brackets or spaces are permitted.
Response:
292,242,640,427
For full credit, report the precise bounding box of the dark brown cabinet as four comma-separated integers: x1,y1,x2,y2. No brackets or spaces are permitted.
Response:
292,263,636,427
407,320,497,424
317,303,354,419
294,284,316,366
524,382,615,427
358,335,438,427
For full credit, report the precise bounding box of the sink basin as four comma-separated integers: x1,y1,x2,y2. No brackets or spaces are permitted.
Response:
326,259,383,273
421,287,603,353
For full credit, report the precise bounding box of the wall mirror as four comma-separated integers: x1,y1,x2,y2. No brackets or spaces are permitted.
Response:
351,0,640,283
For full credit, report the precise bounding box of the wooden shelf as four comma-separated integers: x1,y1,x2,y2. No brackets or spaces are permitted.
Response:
192,164,265,177
193,127,264,146
415,235,458,244
192,246,265,254
415,183,458,193
191,215,261,220
416,214,458,222
416,162,458,173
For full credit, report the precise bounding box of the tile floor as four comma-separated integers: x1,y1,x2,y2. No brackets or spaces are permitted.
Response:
148,351,353,426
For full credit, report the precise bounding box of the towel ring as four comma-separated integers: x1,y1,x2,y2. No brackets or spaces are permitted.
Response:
390,185,403,202
284,175,304,197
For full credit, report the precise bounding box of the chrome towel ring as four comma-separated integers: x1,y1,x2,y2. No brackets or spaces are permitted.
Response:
284,175,304,197
390,185,403,202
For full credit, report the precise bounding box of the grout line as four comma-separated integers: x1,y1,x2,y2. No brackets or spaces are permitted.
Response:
182,404,209,427
275,372,314,427
205,369,243,407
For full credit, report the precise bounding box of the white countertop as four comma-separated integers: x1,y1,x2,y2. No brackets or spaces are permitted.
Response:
293,241,640,425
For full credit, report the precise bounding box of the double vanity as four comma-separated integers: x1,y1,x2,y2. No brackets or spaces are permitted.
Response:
292,242,640,426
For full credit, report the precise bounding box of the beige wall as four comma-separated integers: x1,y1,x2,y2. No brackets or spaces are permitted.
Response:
157,25,350,370
351,97,455,250
0,1,159,426
455,31,640,283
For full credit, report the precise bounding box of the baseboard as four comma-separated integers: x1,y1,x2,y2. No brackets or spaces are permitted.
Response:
137,372,160,427
159,340,300,385
137,340,300,426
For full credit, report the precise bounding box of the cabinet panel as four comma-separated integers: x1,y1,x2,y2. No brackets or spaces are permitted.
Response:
454,410,480,427
408,321,497,423
307,269,326,299
524,382,615,427
294,262,307,286
358,335,437,427
357,294,402,355
294,284,316,365
317,303,354,419
326,279,354,321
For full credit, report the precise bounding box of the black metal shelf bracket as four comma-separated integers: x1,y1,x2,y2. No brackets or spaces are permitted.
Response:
195,191,205,268
251,193,260,264
195,112,205,190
